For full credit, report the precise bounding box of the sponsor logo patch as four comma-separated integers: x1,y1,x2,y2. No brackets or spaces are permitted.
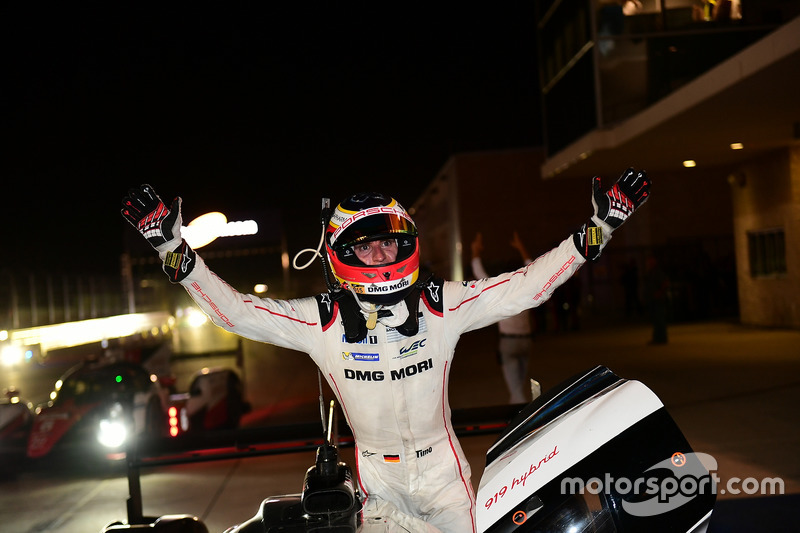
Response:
343,358,433,382
342,334,378,345
367,277,410,293
350,283,366,294
396,338,426,359
342,352,380,362
587,225,603,246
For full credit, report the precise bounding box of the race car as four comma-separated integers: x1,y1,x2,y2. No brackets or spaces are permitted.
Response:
165,367,251,437
0,387,35,470
26,359,171,460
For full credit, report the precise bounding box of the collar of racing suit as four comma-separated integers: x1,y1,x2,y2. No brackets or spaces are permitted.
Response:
332,274,429,343
374,303,409,328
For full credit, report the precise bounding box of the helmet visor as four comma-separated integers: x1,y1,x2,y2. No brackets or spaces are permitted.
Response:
331,212,417,251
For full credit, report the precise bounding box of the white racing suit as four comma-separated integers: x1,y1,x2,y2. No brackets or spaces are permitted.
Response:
169,235,591,532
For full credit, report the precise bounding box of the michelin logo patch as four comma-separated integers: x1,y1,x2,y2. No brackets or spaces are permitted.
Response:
342,352,380,362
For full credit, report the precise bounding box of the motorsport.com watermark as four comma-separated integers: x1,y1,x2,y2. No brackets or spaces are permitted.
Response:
561,452,784,517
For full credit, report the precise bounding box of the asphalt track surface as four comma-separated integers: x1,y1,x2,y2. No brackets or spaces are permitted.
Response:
1,319,798,532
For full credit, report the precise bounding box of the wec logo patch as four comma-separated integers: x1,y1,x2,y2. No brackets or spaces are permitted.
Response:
397,339,426,359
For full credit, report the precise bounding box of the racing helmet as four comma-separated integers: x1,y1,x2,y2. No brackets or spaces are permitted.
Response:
325,192,419,306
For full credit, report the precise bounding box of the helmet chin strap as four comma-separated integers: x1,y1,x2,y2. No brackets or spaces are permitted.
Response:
366,310,378,330
344,285,412,330
344,284,382,330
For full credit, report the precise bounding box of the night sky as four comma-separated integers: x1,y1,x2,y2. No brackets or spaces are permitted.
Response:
3,4,541,272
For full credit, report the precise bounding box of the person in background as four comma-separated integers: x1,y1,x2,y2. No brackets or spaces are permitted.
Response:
470,231,537,404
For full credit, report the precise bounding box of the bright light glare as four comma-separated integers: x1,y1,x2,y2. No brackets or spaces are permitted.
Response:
730,142,744,150
0,330,8,341
186,308,209,328
169,405,180,437
97,419,128,448
683,160,697,168
183,212,228,248
220,220,259,238
1,345,23,367
6,312,172,354
254,284,268,294
181,212,260,249
98,403,128,448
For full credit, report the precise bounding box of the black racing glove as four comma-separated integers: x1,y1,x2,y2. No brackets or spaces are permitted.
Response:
121,184,196,282
121,184,183,252
161,239,197,283
591,168,650,229
574,168,651,261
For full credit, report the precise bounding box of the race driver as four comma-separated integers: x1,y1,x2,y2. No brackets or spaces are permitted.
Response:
121,168,650,532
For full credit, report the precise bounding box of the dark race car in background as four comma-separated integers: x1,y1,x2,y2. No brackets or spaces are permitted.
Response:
26,359,251,463
26,360,172,462
0,387,35,472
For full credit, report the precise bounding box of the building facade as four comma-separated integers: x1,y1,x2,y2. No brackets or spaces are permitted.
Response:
534,0,800,328
410,147,736,326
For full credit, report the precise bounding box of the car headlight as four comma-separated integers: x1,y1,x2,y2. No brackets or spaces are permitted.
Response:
97,403,128,448
1,344,24,367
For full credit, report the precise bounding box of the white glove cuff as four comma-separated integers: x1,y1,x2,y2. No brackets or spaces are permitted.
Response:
591,216,615,243
155,235,183,254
